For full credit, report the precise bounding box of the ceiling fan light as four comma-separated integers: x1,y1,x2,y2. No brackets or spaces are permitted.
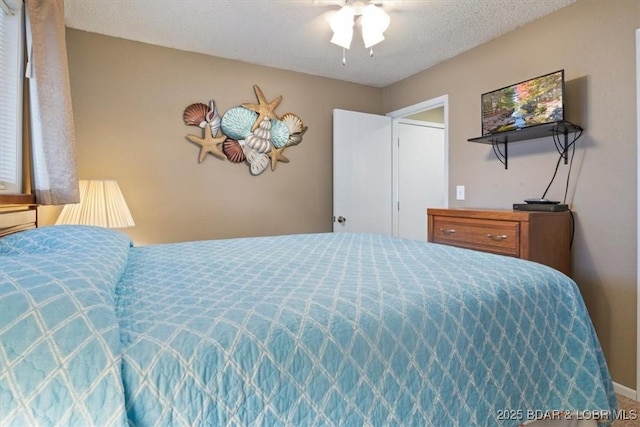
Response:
329,5,355,49
361,4,390,33
327,3,390,59
329,5,355,33
331,28,353,49
362,27,385,48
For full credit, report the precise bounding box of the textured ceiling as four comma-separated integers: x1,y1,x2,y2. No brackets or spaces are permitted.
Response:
63,0,576,88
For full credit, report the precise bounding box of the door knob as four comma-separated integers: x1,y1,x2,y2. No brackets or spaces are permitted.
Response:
337,216,346,224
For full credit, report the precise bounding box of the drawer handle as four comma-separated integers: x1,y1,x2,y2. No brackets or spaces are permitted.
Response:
439,228,456,235
486,234,508,241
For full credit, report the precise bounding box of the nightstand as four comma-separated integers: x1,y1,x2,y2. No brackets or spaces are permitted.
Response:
427,208,571,276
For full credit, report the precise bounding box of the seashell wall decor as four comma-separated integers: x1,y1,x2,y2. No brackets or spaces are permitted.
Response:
182,85,308,175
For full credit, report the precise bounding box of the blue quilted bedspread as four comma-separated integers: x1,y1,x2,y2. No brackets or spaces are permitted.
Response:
1,226,617,426
0,226,130,426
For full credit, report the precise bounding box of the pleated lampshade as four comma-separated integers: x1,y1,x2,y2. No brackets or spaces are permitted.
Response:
55,180,135,228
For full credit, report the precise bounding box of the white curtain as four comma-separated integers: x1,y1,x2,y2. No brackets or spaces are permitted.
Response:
26,0,78,205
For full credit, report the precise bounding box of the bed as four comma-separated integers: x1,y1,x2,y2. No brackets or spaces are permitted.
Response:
0,224,617,426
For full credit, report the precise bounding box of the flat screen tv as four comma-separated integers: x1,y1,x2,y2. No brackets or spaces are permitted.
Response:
481,70,564,136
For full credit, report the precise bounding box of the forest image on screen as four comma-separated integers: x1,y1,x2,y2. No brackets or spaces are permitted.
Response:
481,71,564,136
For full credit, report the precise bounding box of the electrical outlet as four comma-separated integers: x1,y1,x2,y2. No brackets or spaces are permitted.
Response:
456,185,465,200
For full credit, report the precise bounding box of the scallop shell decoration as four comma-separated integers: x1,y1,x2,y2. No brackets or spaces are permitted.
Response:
281,113,307,147
183,103,209,128
270,119,290,148
244,147,270,176
222,138,245,163
221,106,258,141
281,113,304,135
182,87,307,175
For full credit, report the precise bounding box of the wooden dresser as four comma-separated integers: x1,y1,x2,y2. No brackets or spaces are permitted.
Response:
427,208,571,276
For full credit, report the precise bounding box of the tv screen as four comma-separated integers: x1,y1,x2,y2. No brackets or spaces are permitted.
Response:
481,70,564,136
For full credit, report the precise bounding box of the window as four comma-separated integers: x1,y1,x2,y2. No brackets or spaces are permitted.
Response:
0,0,24,194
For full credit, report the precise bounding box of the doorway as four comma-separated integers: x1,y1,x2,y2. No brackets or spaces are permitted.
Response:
388,95,449,239
332,95,449,239
395,119,446,240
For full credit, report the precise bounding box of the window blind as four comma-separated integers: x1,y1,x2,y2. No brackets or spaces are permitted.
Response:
0,0,24,194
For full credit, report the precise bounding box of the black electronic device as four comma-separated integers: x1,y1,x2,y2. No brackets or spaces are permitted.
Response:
513,203,569,212
523,198,560,205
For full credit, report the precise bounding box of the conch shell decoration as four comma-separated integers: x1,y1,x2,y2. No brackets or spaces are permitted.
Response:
245,117,272,154
182,85,307,175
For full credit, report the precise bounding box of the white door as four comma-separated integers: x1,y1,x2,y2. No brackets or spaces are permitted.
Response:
397,121,446,240
333,109,392,234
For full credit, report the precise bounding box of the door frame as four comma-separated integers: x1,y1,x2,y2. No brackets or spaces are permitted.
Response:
636,28,640,401
387,95,450,237
394,119,445,240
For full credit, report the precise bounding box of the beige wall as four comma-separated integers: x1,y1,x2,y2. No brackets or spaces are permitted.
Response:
383,0,638,388
39,0,636,389
406,107,445,123
40,29,383,244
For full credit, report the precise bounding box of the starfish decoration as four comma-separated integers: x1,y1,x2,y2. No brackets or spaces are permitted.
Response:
241,85,282,131
269,146,289,171
186,127,227,162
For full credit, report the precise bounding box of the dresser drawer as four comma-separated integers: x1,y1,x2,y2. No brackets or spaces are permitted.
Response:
431,216,520,256
427,208,571,275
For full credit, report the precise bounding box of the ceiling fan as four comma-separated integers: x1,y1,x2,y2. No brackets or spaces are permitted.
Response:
313,0,401,64
312,0,403,6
